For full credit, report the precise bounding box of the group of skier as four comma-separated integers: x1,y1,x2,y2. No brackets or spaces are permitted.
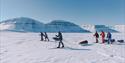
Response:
40,30,112,48
40,31,64,48
93,31,112,44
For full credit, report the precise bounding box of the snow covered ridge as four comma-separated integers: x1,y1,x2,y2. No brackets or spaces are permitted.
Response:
114,25,125,33
0,17,124,33
0,17,89,32
82,24,125,33
0,17,44,32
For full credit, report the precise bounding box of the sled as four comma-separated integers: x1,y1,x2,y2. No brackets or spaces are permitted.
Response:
53,37,60,41
79,40,88,44
79,40,91,46
117,40,124,43
104,39,115,43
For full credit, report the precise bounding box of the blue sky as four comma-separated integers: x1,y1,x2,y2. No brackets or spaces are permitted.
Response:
0,0,125,25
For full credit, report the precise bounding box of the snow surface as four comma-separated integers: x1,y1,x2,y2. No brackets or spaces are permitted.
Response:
0,31,125,63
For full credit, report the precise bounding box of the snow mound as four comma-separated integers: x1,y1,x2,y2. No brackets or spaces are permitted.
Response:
0,18,90,33
114,25,125,33
0,23,15,30
45,20,90,32
95,25,118,32
0,17,45,32
82,24,119,33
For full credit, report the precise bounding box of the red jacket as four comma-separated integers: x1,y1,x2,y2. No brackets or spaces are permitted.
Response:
100,32,105,38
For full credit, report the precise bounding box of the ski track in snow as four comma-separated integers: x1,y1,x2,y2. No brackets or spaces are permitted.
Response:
0,32,125,63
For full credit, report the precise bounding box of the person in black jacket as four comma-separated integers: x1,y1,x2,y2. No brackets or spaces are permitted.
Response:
44,32,49,41
57,31,64,48
40,32,44,41
93,31,99,43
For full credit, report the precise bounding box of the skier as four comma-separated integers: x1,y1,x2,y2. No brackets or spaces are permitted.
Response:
93,31,99,43
56,31,64,48
100,31,105,43
40,32,44,41
107,32,112,44
44,32,49,41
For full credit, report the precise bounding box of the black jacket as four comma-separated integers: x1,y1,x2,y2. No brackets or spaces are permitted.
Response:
57,32,63,40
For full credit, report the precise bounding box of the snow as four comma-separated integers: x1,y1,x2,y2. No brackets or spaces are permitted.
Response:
0,31,125,63
114,25,125,33
0,23,15,30
45,20,90,32
1,17,124,33
81,24,119,32
0,18,89,32
81,24,95,32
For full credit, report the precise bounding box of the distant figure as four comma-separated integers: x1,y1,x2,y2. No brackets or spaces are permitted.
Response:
107,32,112,44
93,31,99,43
56,31,64,48
40,32,44,41
100,31,105,43
44,32,49,41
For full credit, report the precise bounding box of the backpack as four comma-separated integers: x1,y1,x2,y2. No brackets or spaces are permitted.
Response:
97,33,99,38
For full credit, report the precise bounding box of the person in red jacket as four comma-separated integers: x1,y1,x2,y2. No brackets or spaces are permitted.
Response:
100,31,105,43
93,31,99,43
